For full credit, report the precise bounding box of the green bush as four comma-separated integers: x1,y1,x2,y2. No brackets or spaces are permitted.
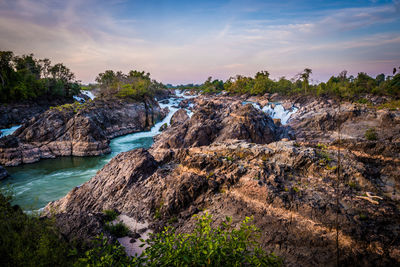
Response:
365,128,378,141
103,209,118,222
0,192,75,267
139,213,282,266
76,233,135,266
104,221,130,238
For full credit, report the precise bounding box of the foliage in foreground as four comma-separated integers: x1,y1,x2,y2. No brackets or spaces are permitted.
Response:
0,190,281,266
0,192,74,267
139,213,282,266
79,213,282,266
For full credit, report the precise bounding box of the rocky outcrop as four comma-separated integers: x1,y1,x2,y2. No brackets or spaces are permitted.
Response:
45,95,400,266
0,165,8,180
0,98,167,166
170,109,189,125
0,97,74,129
289,99,400,143
153,99,291,150
47,139,400,266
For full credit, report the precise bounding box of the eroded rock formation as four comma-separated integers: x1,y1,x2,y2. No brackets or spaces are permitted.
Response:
45,95,400,266
0,98,167,166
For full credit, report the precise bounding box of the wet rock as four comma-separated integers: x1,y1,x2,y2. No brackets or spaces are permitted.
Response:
0,165,8,180
178,99,191,109
170,109,189,125
153,100,289,150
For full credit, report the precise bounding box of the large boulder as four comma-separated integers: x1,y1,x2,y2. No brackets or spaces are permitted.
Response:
153,100,290,150
170,109,189,125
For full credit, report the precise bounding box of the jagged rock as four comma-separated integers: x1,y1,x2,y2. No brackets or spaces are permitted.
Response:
153,100,290,150
0,98,167,166
282,101,293,110
47,139,400,266
0,98,74,129
170,109,189,125
159,99,169,104
44,95,400,266
178,99,191,109
0,165,8,180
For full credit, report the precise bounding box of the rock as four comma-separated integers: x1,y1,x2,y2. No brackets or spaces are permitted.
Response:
178,99,191,109
259,99,269,107
170,109,189,125
282,101,292,110
153,100,289,150
0,165,8,180
44,95,400,266
0,98,168,166
0,98,74,129
270,93,279,100
47,138,400,266
273,118,281,126
159,123,168,132
159,99,169,104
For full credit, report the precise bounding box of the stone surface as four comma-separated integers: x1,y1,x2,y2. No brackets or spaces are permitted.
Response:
45,95,400,266
153,99,291,151
0,97,74,129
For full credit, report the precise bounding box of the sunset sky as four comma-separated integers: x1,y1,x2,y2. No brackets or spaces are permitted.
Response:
1,0,399,84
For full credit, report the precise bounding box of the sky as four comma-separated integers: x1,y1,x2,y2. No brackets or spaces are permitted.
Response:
0,0,400,85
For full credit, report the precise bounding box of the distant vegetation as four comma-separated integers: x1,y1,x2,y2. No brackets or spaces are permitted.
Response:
95,70,167,100
192,68,400,100
0,51,80,103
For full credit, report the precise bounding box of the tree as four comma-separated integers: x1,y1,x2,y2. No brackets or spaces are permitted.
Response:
300,68,312,94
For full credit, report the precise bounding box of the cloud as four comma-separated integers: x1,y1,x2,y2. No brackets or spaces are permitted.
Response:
0,0,399,84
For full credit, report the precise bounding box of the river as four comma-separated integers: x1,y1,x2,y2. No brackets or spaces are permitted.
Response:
0,92,297,210
0,93,190,210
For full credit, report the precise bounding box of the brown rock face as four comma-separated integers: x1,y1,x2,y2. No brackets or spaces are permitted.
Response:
170,108,189,125
45,95,399,266
47,139,400,266
0,98,167,166
153,100,291,150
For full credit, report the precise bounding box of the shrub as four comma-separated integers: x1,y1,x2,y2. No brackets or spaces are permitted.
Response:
139,213,282,266
0,192,75,266
76,234,135,266
365,128,378,141
104,222,130,238
103,209,118,222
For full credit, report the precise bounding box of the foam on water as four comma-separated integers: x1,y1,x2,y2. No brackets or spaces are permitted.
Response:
242,101,298,125
0,125,21,137
262,104,298,125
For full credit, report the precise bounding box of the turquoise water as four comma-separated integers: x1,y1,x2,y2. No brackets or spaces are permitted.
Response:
0,96,185,210
0,93,297,210
0,125,21,137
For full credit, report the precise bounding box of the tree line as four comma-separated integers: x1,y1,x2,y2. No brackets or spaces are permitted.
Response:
194,68,400,99
95,69,167,100
0,51,80,103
